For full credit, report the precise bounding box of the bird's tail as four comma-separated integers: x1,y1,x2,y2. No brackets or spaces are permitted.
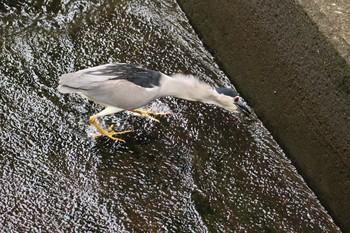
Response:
57,72,83,93
57,84,81,93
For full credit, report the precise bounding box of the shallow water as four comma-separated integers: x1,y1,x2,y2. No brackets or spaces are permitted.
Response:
0,0,340,232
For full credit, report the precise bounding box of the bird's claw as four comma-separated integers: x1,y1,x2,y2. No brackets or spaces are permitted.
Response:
93,124,133,142
129,108,171,123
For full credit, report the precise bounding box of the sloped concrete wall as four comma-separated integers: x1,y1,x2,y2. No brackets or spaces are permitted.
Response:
177,0,350,231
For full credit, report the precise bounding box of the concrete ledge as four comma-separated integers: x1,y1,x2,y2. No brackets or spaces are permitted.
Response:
177,0,350,231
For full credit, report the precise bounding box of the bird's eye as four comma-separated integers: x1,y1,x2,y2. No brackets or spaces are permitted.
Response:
234,97,240,103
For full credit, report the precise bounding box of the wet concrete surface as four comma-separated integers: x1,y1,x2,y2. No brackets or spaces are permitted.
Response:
298,0,350,63
0,0,342,232
177,0,350,231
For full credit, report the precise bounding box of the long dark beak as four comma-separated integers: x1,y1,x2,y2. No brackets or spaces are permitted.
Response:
236,102,252,117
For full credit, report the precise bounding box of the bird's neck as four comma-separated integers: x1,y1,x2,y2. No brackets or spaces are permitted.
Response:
159,74,230,108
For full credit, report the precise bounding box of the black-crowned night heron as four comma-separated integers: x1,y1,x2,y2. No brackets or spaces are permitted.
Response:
57,63,251,142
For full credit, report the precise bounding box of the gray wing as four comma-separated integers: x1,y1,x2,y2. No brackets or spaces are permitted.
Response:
57,63,163,109
57,63,161,93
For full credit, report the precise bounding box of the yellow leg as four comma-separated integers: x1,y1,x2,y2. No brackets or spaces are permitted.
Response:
129,108,170,123
89,116,132,142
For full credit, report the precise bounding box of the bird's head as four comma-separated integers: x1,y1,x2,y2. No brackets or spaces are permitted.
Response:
215,87,252,117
